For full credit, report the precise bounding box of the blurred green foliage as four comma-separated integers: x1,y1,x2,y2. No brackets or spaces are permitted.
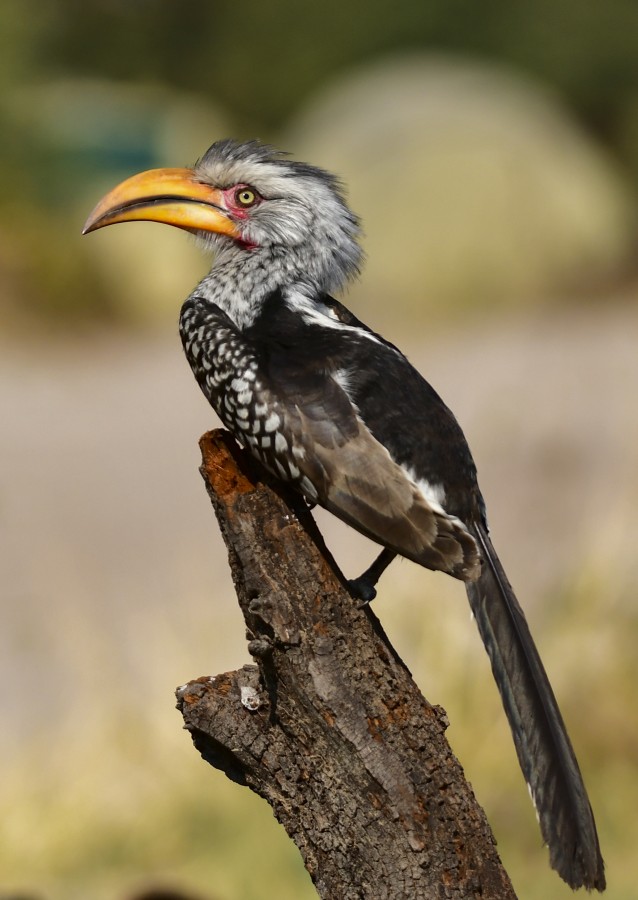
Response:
17,0,638,143
1,0,637,323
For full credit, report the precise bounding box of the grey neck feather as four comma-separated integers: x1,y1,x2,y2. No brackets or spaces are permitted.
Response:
188,141,364,331
191,247,287,330
192,217,361,331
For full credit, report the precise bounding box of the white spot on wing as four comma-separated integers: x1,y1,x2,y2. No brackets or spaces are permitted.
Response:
285,289,386,349
416,479,447,514
527,782,541,824
403,465,447,514
300,475,318,501
264,412,280,433
333,368,351,395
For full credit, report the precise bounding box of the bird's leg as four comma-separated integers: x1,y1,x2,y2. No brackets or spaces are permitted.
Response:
348,548,397,604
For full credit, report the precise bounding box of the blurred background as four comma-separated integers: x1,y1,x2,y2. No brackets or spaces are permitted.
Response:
1,1,637,898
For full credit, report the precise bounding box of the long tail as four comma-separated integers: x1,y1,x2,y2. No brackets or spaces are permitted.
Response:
466,522,605,891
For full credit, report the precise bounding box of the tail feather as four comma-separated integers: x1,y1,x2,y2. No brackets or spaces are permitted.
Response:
466,522,605,891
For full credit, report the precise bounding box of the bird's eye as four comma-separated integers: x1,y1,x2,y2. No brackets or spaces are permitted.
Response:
234,187,258,208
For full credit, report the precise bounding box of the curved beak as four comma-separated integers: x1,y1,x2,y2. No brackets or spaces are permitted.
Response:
82,167,240,239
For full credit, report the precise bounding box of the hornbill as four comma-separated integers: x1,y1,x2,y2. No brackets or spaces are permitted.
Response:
84,138,605,891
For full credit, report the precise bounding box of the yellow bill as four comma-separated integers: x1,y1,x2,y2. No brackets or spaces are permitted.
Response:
82,167,240,238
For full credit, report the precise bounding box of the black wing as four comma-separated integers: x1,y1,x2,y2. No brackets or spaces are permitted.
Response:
241,290,481,579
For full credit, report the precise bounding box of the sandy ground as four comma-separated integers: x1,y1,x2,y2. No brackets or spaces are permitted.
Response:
1,300,637,760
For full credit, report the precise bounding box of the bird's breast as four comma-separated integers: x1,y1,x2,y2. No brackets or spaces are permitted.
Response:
179,298,318,498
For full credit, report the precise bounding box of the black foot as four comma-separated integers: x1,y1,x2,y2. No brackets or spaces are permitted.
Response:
348,577,378,605
347,548,397,606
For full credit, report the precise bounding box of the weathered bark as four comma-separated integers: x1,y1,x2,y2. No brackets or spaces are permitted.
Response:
176,429,517,900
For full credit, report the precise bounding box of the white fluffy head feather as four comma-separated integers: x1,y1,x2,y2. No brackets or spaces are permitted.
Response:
193,139,363,295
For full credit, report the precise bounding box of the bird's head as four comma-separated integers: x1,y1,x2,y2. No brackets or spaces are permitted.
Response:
83,139,362,293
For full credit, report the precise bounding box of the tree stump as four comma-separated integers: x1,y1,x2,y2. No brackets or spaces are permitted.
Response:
176,430,517,900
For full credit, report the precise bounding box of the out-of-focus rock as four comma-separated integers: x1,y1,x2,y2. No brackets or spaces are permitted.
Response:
285,55,634,320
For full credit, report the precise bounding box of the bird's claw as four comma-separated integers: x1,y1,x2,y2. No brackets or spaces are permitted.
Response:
348,577,377,606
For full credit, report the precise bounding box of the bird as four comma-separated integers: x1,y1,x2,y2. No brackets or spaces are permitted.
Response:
83,138,605,891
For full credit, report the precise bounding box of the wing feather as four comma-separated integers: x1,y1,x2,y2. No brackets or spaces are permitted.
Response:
271,393,481,581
